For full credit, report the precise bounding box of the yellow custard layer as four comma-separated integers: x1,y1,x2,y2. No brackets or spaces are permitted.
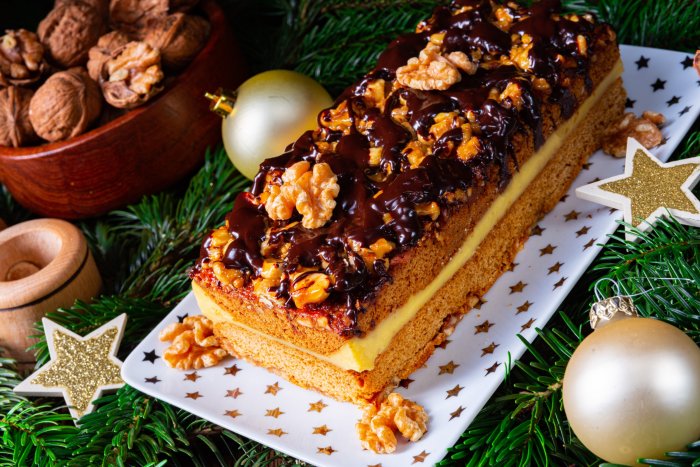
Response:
194,61,623,372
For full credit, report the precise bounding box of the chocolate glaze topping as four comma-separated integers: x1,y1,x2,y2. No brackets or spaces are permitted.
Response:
194,0,614,335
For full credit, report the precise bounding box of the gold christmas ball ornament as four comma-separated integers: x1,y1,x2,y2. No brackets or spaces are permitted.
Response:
563,295,700,465
206,70,333,180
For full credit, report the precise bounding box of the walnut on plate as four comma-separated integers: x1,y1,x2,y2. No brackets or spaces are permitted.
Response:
0,86,37,147
144,13,210,69
159,315,229,369
38,2,104,68
0,29,47,87
99,41,164,109
602,111,665,158
86,30,130,81
356,392,429,454
29,67,102,142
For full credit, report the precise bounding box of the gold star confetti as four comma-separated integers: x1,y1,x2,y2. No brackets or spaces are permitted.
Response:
439,361,459,375
539,244,556,256
185,392,202,400
474,320,494,334
576,140,700,240
399,378,414,389
184,372,200,382
14,315,127,421
583,238,596,250
313,425,332,436
308,400,327,412
224,364,241,376
485,362,501,375
481,342,499,356
412,450,430,463
516,301,533,314
564,210,580,221
226,388,243,399
317,446,336,455
449,406,465,420
265,407,284,418
531,224,545,236
445,384,464,399
509,281,527,294
553,277,567,290
521,318,536,331
265,382,282,396
224,409,241,418
268,428,287,437
547,262,563,275
575,226,591,237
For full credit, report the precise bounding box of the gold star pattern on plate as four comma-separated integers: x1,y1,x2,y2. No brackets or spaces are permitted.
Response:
412,450,430,464
547,262,563,275
521,318,536,332
265,407,284,418
436,339,451,350
481,342,499,356
449,406,465,421
473,298,487,310
308,400,328,412
509,281,526,294
531,224,545,236
506,262,518,272
224,409,241,418
224,364,241,376
553,277,567,290
399,378,415,388
575,226,591,237
317,446,336,455
368,464,382,467
445,384,464,399
564,210,580,221
439,361,459,375
186,392,202,400
313,425,332,436
539,244,556,256
474,320,494,334
184,371,200,382
226,388,243,399
516,301,533,314
268,428,287,437
485,362,501,375
14,315,127,421
265,382,282,396
582,161,592,170
583,238,596,250
576,140,700,240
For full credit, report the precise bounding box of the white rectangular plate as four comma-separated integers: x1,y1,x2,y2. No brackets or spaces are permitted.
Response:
122,46,700,467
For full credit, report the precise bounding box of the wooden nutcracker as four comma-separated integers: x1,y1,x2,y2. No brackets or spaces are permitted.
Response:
0,219,101,362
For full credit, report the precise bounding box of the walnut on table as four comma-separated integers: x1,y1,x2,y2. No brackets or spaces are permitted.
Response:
0,29,47,87
0,86,36,147
356,392,428,454
99,41,164,109
38,2,104,68
159,315,229,370
602,111,665,158
143,13,210,69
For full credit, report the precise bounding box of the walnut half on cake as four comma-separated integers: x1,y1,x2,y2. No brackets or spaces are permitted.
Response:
190,0,626,405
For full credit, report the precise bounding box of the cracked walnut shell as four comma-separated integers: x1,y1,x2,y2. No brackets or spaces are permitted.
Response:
87,30,130,81
144,13,210,69
100,41,164,109
159,315,228,369
38,2,104,68
29,67,102,142
0,30,47,87
0,86,37,147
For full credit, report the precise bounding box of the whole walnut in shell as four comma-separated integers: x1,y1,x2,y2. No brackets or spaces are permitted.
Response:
144,13,209,69
55,0,110,19
100,41,164,109
87,30,130,81
38,2,104,68
29,68,102,142
0,30,47,87
0,86,37,147
109,0,200,34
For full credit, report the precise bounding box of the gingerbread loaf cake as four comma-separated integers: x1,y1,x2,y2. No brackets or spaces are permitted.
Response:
191,0,626,404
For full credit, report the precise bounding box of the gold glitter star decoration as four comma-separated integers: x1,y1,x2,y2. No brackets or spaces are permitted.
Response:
14,314,127,421
576,138,700,240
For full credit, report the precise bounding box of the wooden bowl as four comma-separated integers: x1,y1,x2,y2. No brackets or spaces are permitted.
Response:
0,1,247,219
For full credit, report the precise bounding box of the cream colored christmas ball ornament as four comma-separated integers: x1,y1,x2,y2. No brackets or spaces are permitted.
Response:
563,296,700,465
206,70,333,179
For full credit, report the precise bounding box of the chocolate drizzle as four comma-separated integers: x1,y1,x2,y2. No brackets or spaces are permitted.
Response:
195,0,615,335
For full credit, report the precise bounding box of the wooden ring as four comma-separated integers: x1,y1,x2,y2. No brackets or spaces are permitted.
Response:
0,219,101,362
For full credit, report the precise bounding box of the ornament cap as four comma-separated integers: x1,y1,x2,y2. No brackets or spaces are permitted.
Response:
205,88,237,118
590,295,638,329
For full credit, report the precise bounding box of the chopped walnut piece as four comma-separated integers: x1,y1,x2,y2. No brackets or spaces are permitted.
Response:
416,201,440,221
510,34,534,71
396,41,475,91
291,272,331,308
320,100,352,134
100,41,164,109
0,30,46,87
160,315,229,370
265,161,340,229
356,393,428,454
602,111,665,157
